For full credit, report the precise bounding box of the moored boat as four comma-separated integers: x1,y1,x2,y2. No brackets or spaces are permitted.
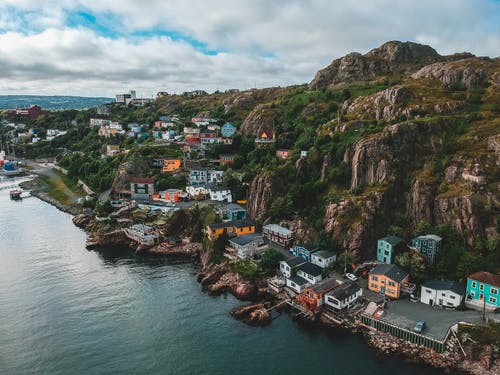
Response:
9,189,23,200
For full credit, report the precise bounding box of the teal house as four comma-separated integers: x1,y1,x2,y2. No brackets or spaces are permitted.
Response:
411,234,442,264
466,271,500,311
290,243,319,262
377,236,405,264
224,203,246,221
221,122,236,137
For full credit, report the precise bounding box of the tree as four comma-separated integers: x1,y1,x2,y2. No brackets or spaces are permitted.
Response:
395,250,426,283
212,230,229,263
260,249,285,275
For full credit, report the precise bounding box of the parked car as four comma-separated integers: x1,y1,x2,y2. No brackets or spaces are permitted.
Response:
414,320,425,333
345,273,358,281
409,293,419,302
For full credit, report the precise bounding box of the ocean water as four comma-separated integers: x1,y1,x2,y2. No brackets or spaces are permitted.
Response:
0,176,444,374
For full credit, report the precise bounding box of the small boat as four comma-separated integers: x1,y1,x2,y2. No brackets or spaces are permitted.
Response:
9,189,23,200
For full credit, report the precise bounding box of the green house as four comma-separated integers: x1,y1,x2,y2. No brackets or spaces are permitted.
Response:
377,236,405,264
466,271,500,311
411,234,442,264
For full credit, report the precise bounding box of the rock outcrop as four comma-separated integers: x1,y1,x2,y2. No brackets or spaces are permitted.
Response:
345,85,413,121
310,41,442,89
240,104,277,136
247,172,274,221
411,58,491,90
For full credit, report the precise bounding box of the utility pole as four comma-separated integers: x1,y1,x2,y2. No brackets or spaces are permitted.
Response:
343,249,347,275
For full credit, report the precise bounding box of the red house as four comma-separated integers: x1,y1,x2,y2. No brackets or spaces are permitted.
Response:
13,105,48,119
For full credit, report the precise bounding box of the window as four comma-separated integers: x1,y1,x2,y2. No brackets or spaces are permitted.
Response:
480,284,484,291
441,293,446,296
491,288,498,295
489,297,497,304
370,283,378,289
450,295,456,299
372,276,378,281
388,281,395,287
384,250,389,256
426,289,432,294
472,281,477,288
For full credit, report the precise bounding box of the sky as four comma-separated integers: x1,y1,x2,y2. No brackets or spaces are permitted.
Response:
0,0,498,97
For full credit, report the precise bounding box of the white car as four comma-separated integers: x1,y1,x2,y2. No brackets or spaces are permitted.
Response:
345,273,358,281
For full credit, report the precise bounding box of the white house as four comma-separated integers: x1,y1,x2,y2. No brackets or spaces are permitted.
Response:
208,186,232,202
279,257,307,278
311,250,337,269
420,280,465,308
296,263,323,285
286,276,311,294
324,282,362,310
228,233,267,259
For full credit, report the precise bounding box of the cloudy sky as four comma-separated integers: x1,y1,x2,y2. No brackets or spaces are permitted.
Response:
0,0,498,97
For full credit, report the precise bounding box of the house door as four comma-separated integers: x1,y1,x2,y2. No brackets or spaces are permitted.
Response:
429,299,433,305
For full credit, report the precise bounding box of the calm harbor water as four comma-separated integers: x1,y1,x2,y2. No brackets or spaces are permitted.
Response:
0,176,444,375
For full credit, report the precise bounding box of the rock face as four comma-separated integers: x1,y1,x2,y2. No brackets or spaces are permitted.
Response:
231,303,271,326
345,85,412,121
411,58,491,90
247,172,274,221
240,104,277,136
310,41,442,89
111,159,150,195
327,119,498,257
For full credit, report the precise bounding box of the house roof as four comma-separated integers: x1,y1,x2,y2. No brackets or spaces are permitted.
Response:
297,262,323,277
233,218,253,228
208,221,234,230
468,272,500,287
263,224,293,236
312,250,337,259
283,256,307,268
327,281,361,300
131,177,154,184
309,278,340,295
413,234,442,242
370,264,409,283
224,203,246,212
422,280,465,296
379,235,405,246
293,243,319,252
229,233,263,246
289,275,309,286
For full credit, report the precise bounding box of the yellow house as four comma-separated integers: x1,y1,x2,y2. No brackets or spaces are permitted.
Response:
368,264,409,299
206,219,255,241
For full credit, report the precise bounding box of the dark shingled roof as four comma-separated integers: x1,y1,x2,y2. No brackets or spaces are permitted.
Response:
289,275,309,286
229,233,263,246
422,280,465,296
468,272,500,288
379,235,405,246
327,281,361,300
370,264,409,283
284,256,307,268
309,278,341,295
297,262,323,277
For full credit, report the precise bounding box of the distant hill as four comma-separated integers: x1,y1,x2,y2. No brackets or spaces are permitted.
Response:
0,95,113,110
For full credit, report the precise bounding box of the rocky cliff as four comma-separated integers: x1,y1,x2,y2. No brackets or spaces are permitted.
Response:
247,172,274,221
309,41,444,89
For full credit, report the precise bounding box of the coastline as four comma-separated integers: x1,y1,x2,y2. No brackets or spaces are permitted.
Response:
17,182,498,375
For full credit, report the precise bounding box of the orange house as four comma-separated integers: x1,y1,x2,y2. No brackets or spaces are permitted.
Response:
162,159,181,173
206,219,255,241
368,264,410,299
276,149,292,159
296,278,340,312
153,189,182,203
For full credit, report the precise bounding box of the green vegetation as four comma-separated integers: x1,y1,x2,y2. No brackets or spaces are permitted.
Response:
259,249,285,275
458,322,500,348
38,170,85,206
230,258,261,281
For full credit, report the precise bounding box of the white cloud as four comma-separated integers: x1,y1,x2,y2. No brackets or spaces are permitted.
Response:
0,0,498,95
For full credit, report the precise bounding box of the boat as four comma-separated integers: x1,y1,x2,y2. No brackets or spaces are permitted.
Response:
9,189,23,200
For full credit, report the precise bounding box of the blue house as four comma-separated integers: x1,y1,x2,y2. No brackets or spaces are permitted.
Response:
224,203,246,221
290,243,319,262
466,271,500,311
411,234,442,264
221,122,236,137
377,235,405,264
